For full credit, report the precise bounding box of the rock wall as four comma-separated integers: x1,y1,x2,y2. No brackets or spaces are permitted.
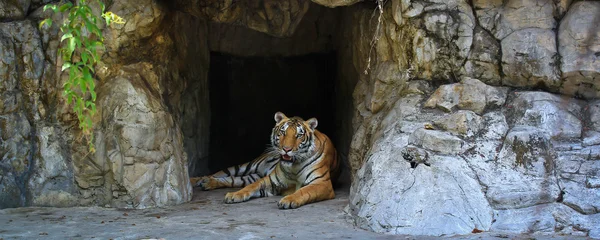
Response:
342,0,600,237
0,0,199,209
1,0,599,237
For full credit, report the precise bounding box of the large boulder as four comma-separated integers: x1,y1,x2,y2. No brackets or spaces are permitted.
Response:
92,63,192,208
350,124,493,236
506,91,583,139
558,1,600,99
501,29,559,90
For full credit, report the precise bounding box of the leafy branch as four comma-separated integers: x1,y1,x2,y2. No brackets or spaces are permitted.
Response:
40,0,124,152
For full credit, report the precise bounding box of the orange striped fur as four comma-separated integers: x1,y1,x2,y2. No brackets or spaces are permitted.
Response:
190,112,340,209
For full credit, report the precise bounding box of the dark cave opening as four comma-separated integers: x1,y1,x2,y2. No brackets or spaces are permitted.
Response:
207,52,339,173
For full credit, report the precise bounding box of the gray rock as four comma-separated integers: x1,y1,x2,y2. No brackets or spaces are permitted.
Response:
491,204,557,233
95,63,192,208
433,110,483,138
560,174,599,215
424,83,459,112
424,77,508,114
501,29,559,90
0,20,45,209
554,203,600,238
480,112,509,140
588,176,600,189
474,0,556,40
350,132,492,236
0,170,22,208
365,61,407,113
103,0,166,61
558,1,600,99
507,91,583,139
460,26,501,85
402,0,474,80
402,80,432,96
587,100,600,132
0,0,30,21
582,131,600,147
409,128,465,155
28,126,78,207
489,126,560,208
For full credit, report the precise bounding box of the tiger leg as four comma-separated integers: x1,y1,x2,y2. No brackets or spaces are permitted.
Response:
224,169,286,203
192,173,262,190
191,152,279,190
277,178,335,209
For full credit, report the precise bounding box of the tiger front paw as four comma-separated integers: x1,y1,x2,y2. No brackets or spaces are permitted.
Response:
277,196,303,209
191,176,219,191
190,177,206,187
224,191,251,204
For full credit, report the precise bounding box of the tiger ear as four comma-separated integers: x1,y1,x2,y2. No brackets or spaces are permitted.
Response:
306,118,318,130
274,112,287,123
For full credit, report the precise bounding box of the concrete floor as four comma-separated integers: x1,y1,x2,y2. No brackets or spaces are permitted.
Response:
0,186,589,240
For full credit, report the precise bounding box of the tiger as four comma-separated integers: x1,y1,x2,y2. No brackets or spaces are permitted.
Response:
190,111,340,209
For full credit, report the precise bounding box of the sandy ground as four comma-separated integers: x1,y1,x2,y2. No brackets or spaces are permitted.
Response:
0,185,589,240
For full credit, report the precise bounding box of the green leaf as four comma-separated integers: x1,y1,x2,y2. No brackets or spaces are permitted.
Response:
60,33,73,42
83,67,92,82
62,62,72,72
66,93,73,104
43,4,55,12
85,116,92,130
98,0,106,13
67,37,76,58
84,18,102,37
81,52,89,65
39,19,52,30
58,2,73,12
90,90,97,102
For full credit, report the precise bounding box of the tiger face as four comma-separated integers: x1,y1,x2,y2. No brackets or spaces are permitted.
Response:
271,112,318,164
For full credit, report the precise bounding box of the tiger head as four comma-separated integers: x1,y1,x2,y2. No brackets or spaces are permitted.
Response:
271,112,318,164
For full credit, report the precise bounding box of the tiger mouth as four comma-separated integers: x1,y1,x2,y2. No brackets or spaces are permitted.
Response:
281,154,293,162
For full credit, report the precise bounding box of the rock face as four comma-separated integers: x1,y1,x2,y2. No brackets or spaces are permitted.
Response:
1,1,196,209
93,63,191,208
173,0,311,37
559,1,600,99
342,0,600,237
1,0,600,238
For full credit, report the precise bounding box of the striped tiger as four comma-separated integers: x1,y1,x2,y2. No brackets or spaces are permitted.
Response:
190,111,340,209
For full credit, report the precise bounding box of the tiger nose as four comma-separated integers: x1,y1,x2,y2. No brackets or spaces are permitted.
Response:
282,146,292,152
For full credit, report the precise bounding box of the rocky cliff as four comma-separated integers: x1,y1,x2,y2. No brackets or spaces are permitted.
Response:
0,0,599,238
342,0,600,237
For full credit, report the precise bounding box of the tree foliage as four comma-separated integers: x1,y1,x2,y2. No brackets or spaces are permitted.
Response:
40,0,124,152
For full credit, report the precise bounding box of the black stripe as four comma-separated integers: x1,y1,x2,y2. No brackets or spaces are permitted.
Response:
242,162,252,176
225,168,233,176
248,174,255,182
304,165,325,180
260,189,265,197
268,162,278,171
230,176,234,187
298,150,323,174
268,175,276,190
234,165,240,175
304,170,328,186
266,157,279,163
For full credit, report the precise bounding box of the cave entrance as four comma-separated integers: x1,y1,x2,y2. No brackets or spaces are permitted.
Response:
207,52,338,173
